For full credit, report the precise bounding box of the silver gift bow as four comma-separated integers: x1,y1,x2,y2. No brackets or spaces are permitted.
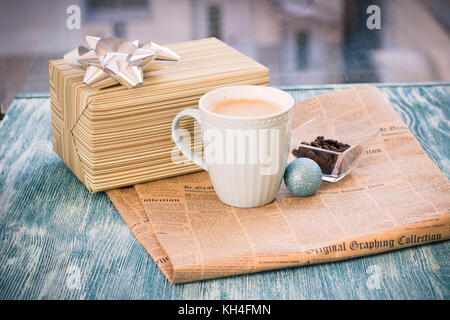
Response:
64,35,180,89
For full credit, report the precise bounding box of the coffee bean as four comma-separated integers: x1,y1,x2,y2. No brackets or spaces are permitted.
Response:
317,153,329,166
329,146,339,152
305,150,316,159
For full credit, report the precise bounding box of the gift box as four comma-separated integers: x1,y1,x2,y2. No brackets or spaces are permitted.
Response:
49,37,269,192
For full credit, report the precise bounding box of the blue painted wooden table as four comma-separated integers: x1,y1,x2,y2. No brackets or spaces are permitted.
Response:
0,83,449,299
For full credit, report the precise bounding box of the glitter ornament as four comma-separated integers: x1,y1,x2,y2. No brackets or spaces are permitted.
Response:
284,158,322,197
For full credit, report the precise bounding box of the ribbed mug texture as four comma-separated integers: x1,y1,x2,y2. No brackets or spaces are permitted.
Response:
202,109,292,207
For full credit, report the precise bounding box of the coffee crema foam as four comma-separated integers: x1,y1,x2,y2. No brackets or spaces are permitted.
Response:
211,98,283,117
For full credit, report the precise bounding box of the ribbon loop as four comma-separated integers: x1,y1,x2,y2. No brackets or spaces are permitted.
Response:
64,35,180,88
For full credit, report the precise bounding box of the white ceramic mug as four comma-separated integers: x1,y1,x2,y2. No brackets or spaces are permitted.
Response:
172,85,295,207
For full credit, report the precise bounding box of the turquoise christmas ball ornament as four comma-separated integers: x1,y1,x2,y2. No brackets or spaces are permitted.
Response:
284,158,322,197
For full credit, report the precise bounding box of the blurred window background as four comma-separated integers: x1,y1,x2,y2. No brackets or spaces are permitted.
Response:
0,0,449,116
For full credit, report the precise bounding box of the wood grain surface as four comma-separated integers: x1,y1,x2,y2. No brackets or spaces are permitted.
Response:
0,84,448,299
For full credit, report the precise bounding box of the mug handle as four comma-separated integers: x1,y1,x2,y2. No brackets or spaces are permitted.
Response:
171,108,207,171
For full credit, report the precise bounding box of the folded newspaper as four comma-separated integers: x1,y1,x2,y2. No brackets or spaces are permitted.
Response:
108,86,450,284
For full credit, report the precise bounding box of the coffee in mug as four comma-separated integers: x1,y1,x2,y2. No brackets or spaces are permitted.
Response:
211,98,283,117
